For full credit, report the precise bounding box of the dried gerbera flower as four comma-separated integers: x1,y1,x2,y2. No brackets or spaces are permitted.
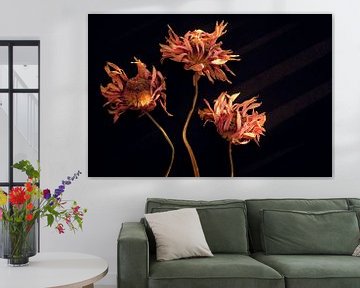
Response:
160,21,239,176
199,92,266,176
160,21,240,84
100,58,174,177
199,92,266,145
100,57,170,123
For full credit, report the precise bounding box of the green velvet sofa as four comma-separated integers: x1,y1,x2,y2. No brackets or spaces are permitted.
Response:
118,198,360,288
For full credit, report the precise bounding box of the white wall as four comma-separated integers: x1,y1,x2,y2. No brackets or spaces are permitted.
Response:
1,0,360,286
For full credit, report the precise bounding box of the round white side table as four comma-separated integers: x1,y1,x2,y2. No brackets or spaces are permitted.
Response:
0,252,108,288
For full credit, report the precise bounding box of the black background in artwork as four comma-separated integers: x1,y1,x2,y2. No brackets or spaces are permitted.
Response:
88,14,332,177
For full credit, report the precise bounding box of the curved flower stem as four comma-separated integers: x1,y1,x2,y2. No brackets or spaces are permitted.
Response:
229,141,234,177
182,75,200,177
145,112,175,177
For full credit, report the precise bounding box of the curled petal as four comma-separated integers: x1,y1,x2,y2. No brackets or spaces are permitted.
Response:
190,63,205,72
132,57,151,79
211,58,228,65
105,62,128,84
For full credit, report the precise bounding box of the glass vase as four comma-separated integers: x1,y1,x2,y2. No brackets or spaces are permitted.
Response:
0,220,37,266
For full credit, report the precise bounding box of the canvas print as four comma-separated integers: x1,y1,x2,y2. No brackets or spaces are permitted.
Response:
88,14,332,177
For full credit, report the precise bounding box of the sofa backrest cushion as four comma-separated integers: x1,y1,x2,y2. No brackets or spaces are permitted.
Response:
347,199,360,228
246,198,349,252
261,209,359,255
350,206,360,227
348,198,360,207
145,198,249,254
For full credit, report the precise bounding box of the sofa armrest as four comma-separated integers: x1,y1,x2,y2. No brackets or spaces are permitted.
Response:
118,222,149,288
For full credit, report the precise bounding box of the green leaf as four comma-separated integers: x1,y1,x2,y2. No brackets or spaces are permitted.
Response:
12,160,40,180
47,206,60,217
47,214,54,227
75,215,83,230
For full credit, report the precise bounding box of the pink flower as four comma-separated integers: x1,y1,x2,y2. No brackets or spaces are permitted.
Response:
56,223,65,234
198,92,266,145
72,205,80,215
160,21,240,83
65,214,71,225
0,208,3,220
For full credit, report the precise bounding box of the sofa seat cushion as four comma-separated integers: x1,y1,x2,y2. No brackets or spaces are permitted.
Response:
149,254,284,288
252,252,360,288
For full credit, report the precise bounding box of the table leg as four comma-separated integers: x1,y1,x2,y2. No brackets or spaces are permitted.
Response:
82,284,94,288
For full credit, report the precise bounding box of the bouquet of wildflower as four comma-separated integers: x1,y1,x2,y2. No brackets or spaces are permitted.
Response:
0,160,86,234
0,160,86,265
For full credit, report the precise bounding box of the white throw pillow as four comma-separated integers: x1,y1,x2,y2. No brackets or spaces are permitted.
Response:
353,244,360,256
145,208,213,261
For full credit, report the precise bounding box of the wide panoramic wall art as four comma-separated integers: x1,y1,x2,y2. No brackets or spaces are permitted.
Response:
88,14,332,177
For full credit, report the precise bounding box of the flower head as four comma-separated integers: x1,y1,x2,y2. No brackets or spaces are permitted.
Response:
54,185,65,199
160,21,240,83
56,223,65,234
72,205,81,215
25,181,33,192
26,203,34,210
0,190,7,206
52,171,82,200
43,188,51,200
199,92,266,145
100,58,170,123
0,208,3,220
65,214,71,225
26,214,33,221
9,187,26,205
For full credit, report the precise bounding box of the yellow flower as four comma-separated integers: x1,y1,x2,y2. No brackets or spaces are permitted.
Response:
0,189,7,206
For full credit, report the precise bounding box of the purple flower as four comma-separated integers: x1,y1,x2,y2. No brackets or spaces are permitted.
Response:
53,171,82,200
54,188,63,198
43,189,51,200
61,171,82,187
